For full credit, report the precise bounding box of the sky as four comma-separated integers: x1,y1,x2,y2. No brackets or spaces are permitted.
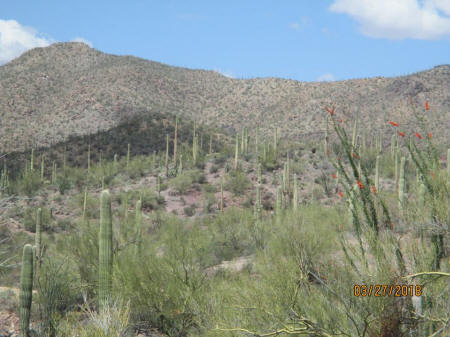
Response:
1,0,449,82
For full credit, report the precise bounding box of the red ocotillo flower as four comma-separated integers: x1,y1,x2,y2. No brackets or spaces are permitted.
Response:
338,191,344,198
325,106,335,115
428,133,432,139
430,170,435,179
332,173,337,179
371,185,377,194
357,180,364,189
415,132,423,139
398,131,405,137
389,121,399,127
352,153,359,159
425,100,429,110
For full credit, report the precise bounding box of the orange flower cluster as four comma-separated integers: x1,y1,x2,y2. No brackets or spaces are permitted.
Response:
332,173,337,179
398,131,405,137
389,121,399,127
425,100,429,110
357,180,364,189
371,185,377,194
415,132,423,139
325,106,335,115
338,191,344,198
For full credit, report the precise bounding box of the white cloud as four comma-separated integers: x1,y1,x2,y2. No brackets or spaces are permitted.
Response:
317,73,336,82
329,0,450,40
0,19,52,64
290,17,309,31
71,37,93,47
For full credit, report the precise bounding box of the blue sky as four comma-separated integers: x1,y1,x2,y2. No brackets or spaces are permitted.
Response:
1,0,449,82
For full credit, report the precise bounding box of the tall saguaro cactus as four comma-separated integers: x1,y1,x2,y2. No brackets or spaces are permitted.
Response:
234,134,239,170
35,208,42,279
173,117,178,166
30,149,34,172
20,244,34,337
99,190,113,311
293,173,298,210
40,154,45,182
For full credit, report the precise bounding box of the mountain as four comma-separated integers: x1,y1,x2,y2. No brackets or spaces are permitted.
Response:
0,42,449,155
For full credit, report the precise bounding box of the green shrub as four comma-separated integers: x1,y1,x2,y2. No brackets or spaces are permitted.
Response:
56,174,72,195
225,170,251,195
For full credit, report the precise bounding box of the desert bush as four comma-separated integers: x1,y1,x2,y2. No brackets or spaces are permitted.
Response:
224,170,250,195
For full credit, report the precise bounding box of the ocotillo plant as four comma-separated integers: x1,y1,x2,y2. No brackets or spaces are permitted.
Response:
398,156,406,214
394,150,399,188
135,199,142,255
375,155,380,192
20,244,34,337
324,116,329,156
292,173,298,210
352,118,358,149
35,208,42,280
99,190,113,311
391,134,396,158
82,188,88,220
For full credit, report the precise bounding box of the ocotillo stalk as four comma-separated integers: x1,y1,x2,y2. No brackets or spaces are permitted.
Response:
391,134,396,158
83,187,88,220
35,208,42,280
220,177,224,212
293,174,298,210
375,155,380,192
263,141,266,162
87,144,91,173
99,190,113,312
241,128,245,154
352,119,358,150
398,156,406,214
165,134,169,176
30,149,34,172
361,129,366,155
126,143,130,171
135,199,142,255
394,150,399,188
193,134,198,165
173,117,178,166
40,154,45,182
200,133,203,151
234,134,239,170
20,244,34,337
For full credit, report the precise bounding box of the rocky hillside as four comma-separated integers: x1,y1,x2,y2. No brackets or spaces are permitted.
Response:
0,42,449,154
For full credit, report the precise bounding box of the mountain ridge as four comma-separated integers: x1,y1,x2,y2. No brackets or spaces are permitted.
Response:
1,42,449,154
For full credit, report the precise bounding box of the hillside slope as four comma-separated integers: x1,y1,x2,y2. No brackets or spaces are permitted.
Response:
0,42,449,154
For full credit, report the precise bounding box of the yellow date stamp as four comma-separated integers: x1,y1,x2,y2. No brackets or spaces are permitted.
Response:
353,284,422,297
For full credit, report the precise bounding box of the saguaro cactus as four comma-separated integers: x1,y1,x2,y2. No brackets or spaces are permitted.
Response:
20,244,34,337
40,154,45,182
220,177,224,212
99,190,113,311
30,149,34,172
35,208,42,279
165,134,169,176
173,117,178,166
234,134,239,170
293,173,298,210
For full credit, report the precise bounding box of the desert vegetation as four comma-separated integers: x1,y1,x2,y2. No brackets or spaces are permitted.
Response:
0,96,448,337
